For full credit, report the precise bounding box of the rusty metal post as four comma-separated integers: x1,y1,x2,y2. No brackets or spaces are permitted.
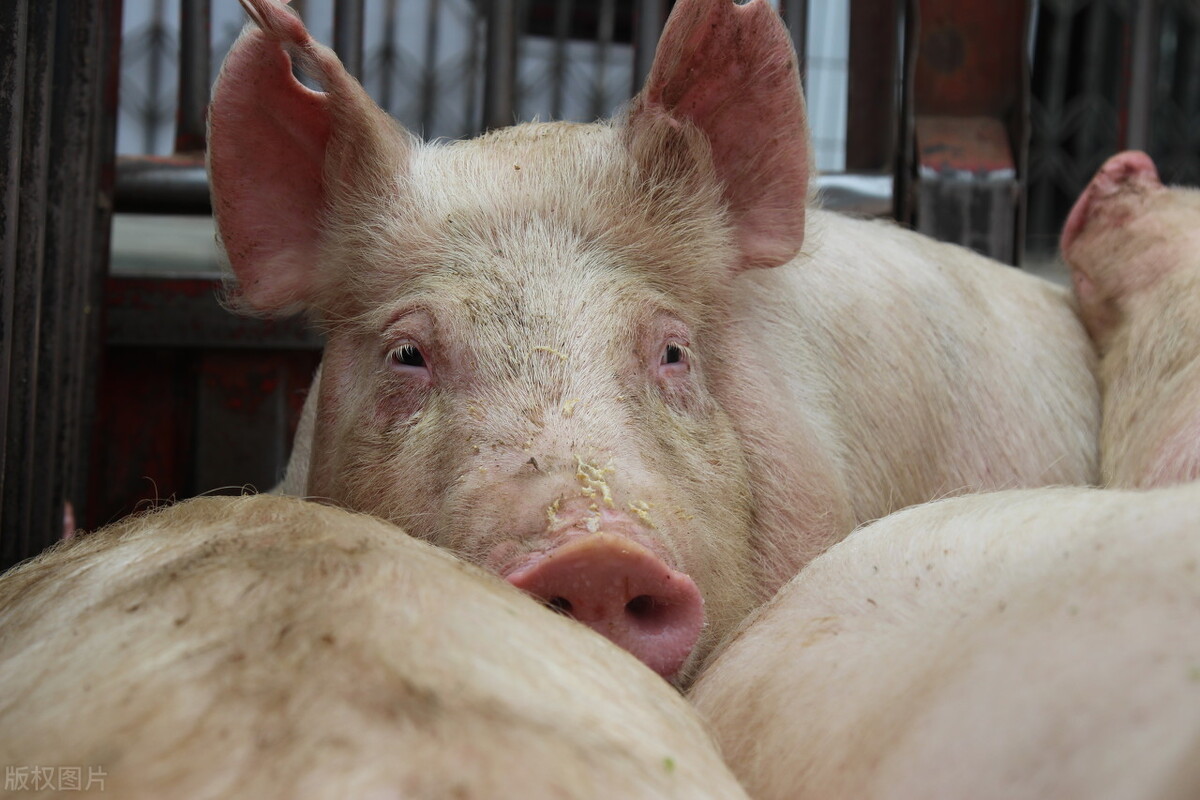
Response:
903,0,1029,265
0,2,29,561
847,0,900,172
1,0,121,569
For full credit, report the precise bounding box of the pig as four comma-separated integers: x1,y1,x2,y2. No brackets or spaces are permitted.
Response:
688,483,1200,800
209,0,1099,682
1061,150,1200,488
0,495,749,800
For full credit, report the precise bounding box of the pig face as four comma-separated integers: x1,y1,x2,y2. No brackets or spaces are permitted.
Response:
209,0,810,681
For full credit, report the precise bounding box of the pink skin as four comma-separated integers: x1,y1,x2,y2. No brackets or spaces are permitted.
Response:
375,306,711,681
505,532,705,680
209,0,1097,686
1060,150,1160,256
1060,150,1163,342
210,0,797,681
1060,151,1160,310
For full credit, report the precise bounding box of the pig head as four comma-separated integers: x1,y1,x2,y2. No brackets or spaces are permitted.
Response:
208,0,810,682
209,0,1098,683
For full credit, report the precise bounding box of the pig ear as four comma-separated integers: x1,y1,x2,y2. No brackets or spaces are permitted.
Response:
1060,151,1162,340
208,0,410,313
626,0,810,271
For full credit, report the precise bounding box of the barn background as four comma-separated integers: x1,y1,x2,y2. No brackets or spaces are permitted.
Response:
2,0,1197,568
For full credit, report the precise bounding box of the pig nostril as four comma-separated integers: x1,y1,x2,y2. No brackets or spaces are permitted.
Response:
626,595,655,616
624,594,676,633
546,596,574,616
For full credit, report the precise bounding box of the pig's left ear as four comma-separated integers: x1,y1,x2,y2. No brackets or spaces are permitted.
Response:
626,0,810,271
208,0,410,313
1060,150,1163,341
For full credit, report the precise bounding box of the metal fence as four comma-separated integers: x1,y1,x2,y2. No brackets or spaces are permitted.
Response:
1027,0,1200,253
0,2,122,568
116,1,832,165
4,0,1200,568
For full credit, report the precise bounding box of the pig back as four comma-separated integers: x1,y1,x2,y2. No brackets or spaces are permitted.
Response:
0,495,747,800
690,484,1200,800
724,208,1099,543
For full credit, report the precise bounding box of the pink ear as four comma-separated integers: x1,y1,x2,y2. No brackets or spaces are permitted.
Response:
1060,150,1160,259
208,0,407,312
1060,151,1163,341
627,0,810,271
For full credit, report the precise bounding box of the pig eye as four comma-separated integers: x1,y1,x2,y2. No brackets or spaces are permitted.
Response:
388,343,427,370
661,343,686,366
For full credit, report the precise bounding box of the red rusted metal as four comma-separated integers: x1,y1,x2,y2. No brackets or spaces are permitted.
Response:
105,276,321,349
915,115,1014,174
847,0,901,172
89,276,322,530
88,347,321,531
902,0,1030,264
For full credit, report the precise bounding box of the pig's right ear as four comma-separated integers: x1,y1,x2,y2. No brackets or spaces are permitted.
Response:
208,0,410,313
626,0,811,271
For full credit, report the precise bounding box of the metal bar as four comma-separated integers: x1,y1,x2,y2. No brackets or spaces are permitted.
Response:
0,1,29,556
333,0,365,80
4,0,55,565
483,0,517,130
422,0,442,135
114,153,210,213
176,0,210,151
1179,4,1200,182
550,0,574,120
893,0,916,223
0,0,120,564
33,0,88,554
1126,0,1160,152
142,0,168,154
1075,1,1112,168
1012,0,1032,266
379,0,398,113
847,0,900,171
69,0,123,532
105,276,324,350
1026,0,1076,253
64,0,120,544
631,0,664,96
780,0,807,86
464,3,481,136
591,0,615,119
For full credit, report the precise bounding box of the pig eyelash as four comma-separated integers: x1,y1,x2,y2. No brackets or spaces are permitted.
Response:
658,341,691,376
388,343,428,371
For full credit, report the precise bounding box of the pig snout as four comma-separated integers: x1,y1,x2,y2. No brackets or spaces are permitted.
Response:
505,533,704,680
